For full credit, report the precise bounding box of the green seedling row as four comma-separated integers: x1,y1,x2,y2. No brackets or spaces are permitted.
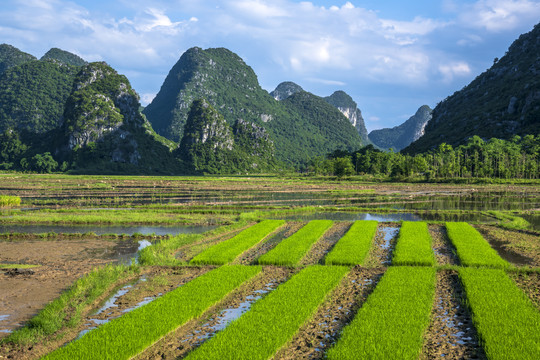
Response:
446,222,508,268
324,220,378,266
190,220,285,265
459,268,540,359
257,220,333,266
0,195,21,207
186,265,349,360
327,266,436,360
392,221,435,266
43,265,261,360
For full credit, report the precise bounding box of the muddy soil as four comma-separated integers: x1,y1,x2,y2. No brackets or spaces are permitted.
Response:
233,222,305,265
363,223,399,267
298,222,352,266
421,270,486,360
475,225,539,267
429,224,460,266
273,267,384,360
135,266,295,360
0,238,143,336
510,272,540,309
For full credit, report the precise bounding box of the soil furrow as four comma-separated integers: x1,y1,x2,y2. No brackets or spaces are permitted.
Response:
429,224,460,266
272,267,384,360
420,270,486,360
363,223,399,267
298,222,352,266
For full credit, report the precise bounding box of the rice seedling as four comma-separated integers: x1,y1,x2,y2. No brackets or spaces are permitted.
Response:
392,222,435,266
257,220,333,266
0,195,21,207
185,265,349,360
324,220,378,265
446,222,509,268
42,265,261,360
190,220,285,265
459,268,540,359
327,266,436,359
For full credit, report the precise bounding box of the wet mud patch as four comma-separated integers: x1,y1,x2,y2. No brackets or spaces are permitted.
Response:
234,222,306,265
298,222,352,266
273,267,384,360
363,223,399,267
475,225,538,267
135,266,295,360
510,272,540,310
74,266,212,341
421,270,486,360
429,224,460,266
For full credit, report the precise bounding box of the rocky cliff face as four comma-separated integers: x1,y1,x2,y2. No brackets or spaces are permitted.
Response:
369,105,432,151
405,22,540,153
270,81,303,100
63,62,146,164
324,91,370,144
178,99,275,173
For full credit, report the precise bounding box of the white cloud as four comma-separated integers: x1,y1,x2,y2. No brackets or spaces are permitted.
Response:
369,116,381,122
141,93,156,106
305,77,346,86
460,0,540,32
438,61,472,82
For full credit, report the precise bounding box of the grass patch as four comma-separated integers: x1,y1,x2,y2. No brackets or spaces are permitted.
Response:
2,263,138,346
42,265,261,360
459,268,540,359
392,222,435,266
324,220,378,266
446,222,509,268
185,265,349,360
190,220,285,265
257,220,333,266
0,263,39,269
327,266,436,359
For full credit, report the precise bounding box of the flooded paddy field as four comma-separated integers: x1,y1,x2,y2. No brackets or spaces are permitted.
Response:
0,174,539,359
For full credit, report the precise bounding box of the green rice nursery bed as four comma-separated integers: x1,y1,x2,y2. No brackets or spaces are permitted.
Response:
13,219,539,359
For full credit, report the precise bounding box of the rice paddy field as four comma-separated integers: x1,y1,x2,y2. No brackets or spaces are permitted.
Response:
0,174,539,359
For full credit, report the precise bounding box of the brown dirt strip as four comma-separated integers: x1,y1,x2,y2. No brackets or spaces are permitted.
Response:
298,222,352,266
510,272,540,310
429,224,460,266
272,267,384,360
420,270,486,360
233,222,306,265
135,266,295,360
363,223,399,267
475,225,538,267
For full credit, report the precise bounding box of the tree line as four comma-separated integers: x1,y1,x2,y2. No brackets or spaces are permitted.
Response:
307,135,540,180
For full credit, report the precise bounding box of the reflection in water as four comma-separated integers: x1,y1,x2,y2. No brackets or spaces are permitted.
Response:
277,212,494,223
0,224,217,236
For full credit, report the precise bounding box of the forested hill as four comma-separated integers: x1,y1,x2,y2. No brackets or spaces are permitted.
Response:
144,47,366,166
0,44,36,76
405,22,540,154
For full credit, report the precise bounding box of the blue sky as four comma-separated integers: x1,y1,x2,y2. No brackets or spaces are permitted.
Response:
1,0,540,132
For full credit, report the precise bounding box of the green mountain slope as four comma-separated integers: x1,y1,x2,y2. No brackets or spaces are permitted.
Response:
41,48,87,67
405,23,540,153
0,44,36,76
369,105,432,151
144,47,364,166
0,60,79,134
59,62,180,174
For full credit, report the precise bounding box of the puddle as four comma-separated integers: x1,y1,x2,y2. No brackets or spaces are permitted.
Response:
108,239,154,265
183,281,277,344
486,238,532,266
380,227,399,250
0,224,217,236
0,315,11,334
